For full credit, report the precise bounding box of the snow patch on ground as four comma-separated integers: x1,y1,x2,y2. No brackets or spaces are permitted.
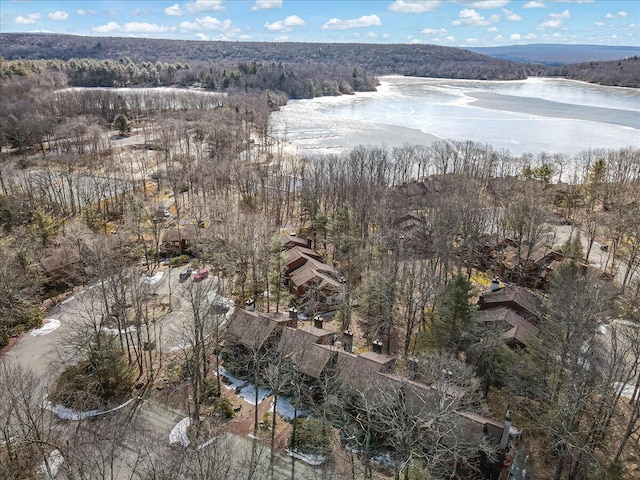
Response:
169,417,191,447
270,397,308,422
43,397,136,420
40,449,64,479
215,368,270,405
287,449,326,466
217,367,247,391
614,382,637,399
613,319,640,328
30,318,61,336
239,384,271,406
197,436,218,450
140,271,164,284
60,295,76,305
100,325,137,336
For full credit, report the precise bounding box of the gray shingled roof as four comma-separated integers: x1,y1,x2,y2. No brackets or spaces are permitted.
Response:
479,286,542,320
477,307,539,345
226,310,281,350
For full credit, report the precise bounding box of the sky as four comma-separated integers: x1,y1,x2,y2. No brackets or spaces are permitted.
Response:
1,0,638,47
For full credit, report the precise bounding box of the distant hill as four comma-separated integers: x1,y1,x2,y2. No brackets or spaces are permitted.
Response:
0,33,526,80
468,44,639,66
541,56,640,88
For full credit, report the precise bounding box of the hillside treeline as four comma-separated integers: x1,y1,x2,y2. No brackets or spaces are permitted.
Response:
538,56,640,88
0,56,377,100
0,33,527,81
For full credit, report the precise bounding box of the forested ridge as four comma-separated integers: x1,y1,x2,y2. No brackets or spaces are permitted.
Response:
1,33,527,81
2,33,637,88
541,56,640,88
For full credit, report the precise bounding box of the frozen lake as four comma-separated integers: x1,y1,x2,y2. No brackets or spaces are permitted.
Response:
271,76,640,156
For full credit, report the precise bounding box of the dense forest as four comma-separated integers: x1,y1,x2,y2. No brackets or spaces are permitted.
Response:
542,56,640,88
3,34,637,87
0,55,378,100
1,33,527,80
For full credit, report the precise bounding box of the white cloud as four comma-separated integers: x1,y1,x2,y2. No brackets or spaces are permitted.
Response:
606,11,628,19
487,26,498,32
510,33,522,41
539,19,562,28
389,0,441,13
494,34,504,40
165,4,183,16
502,8,522,21
274,34,288,41
321,14,382,30
15,13,41,25
465,37,479,43
525,33,537,39
122,22,169,33
422,27,448,35
77,9,96,16
549,10,570,20
195,33,209,40
48,11,69,21
92,21,120,33
594,21,605,27
457,0,509,8
452,9,500,27
179,16,233,31
523,1,545,8
445,35,456,41
185,0,225,13
264,15,305,32
382,33,390,38
251,0,282,10
538,9,570,29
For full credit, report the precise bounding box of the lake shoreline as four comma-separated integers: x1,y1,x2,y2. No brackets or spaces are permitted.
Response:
271,76,640,156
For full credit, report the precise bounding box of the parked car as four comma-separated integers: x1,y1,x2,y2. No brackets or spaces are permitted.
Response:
194,268,209,281
179,268,193,282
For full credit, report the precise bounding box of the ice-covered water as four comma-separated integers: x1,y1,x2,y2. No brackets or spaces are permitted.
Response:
271,76,640,156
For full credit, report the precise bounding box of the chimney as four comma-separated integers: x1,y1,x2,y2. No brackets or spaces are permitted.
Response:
245,298,255,312
500,409,512,450
313,315,323,330
288,307,298,328
372,339,383,354
491,277,501,292
343,330,353,352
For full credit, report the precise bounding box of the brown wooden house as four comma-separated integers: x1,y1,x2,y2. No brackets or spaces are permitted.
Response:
162,224,200,253
478,286,542,325
476,307,539,348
